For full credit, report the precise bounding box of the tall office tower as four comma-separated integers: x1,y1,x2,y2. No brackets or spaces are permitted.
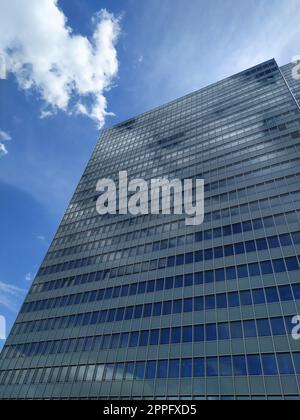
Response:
1,59,300,400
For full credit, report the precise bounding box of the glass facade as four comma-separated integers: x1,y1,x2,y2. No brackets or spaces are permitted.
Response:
0,59,300,400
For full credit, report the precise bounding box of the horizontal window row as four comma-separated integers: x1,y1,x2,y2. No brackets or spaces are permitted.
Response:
55,169,300,249
38,209,300,277
4,315,296,360
80,101,297,197
14,282,300,335
62,140,300,228
52,179,300,252
93,68,281,162
1,352,300,387
68,128,300,215
23,233,300,314
59,138,300,235
47,180,300,260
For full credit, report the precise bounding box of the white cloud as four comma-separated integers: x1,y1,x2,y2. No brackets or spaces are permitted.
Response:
0,281,26,313
0,130,11,142
0,143,8,157
0,0,121,128
0,130,11,156
25,273,33,282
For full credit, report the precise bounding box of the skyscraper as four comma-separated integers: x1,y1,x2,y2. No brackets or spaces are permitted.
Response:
1,59,300,400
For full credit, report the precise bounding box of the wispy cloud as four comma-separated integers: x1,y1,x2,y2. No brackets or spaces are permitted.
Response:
0,281,26,313
0,130,11,142
0,130,11,157
133,0,300,110
25,273,34,283
0,0,121,128
0,143,8,157
34,234,46,242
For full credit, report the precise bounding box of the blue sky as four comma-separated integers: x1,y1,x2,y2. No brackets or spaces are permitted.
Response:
0,0,300,347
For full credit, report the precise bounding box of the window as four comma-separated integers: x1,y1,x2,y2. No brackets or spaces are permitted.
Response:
171,327,181,344
183,298,193,312
257,319,271,336
245,241,256,253
293,353,300,374
181,359,193,377
267,236,280,249
292,284,300,300
95,365,105,381
231,322,243,339
273,259,286,273
206,324,217,341
285,257,299,271
266,287,279,303
228,292,240,308
271,317,286,336
120,333,129,348
215,268,225,282
277,354,295,374
243,320,257,337
205,295,215,310
237,265,248,279
162,301,172,315
194,325,204,342
169,359,180,378
184,274,193,287
252,289,266,305
175,276,184,288
182,326,193,343
153,303,162,316
225,245,234,257
256,238,268,251
262,355,278,375
240,291,252,306
292,232,300,245
115,363,125,380
226,267,236,280
145,361,156,379
278,285,293,301
129,332,139,347
220,357,233,376
160,329,170,345
157,360,168,378
260,261,273,275
233,356,247,376
149,330,159,346
248,263,260,277
86,365,95,381
218,323,230,340
216,294,227,309
135,362,145,380
235,243,245,255
139,331,149,347
247,355,262,375
205,271,214,283
207,358,218,377
143,304,152,317
173,299,183,314
125,363,135,380
194,358,205,377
